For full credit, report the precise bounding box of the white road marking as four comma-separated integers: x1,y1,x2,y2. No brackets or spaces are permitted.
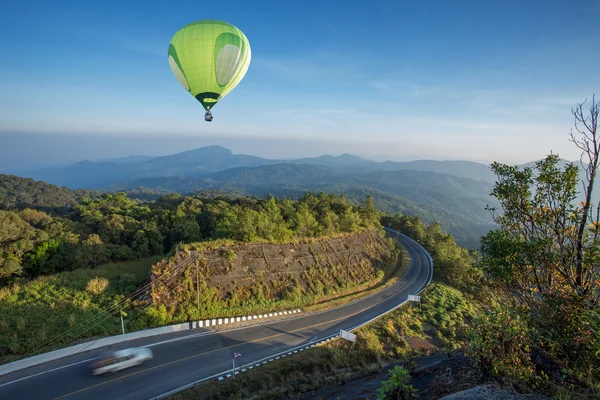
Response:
0,358,98,388
146,331,215,348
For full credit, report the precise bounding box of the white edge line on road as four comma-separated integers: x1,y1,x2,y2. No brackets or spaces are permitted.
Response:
0,358,99,389
0,330,220,388
0,307,323,388
148,335,340,400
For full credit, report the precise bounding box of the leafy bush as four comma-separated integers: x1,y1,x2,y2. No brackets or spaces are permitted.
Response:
467,308,535,383
85,277,109,295
376,366,417,400
223,249,236,261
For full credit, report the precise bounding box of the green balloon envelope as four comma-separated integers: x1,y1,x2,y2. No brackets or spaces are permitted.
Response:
168,20,251,112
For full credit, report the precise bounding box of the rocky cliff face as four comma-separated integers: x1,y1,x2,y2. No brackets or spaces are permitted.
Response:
150,229,397,317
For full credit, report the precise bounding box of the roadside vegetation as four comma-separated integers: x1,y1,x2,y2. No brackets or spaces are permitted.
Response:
172,98,600,400
0,256,161,364
466,98,600,398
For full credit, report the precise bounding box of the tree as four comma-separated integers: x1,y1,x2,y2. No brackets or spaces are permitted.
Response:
24,239,70,275
0,211,39,279
569,96,600,292
479,95,600,379
131,230,150,258
77,234,107,268
235,206,259,242
292,203,319,237
339,206,361,232
258,197,292,241
361,195,381,226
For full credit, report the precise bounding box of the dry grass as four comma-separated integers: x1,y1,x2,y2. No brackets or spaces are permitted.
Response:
302,246,410,314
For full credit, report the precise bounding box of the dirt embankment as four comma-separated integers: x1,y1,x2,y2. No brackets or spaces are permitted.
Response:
150,229,397,313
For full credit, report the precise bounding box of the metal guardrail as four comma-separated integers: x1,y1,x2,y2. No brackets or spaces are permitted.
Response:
150,228,434,400
383,227,434,292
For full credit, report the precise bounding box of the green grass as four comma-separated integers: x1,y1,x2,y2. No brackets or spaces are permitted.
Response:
363,283,478,359
0,256,163,364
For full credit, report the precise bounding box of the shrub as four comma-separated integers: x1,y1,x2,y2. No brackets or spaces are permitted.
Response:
376,365,416,400
223,249,237,261
467,308,535,383
86,277,109,295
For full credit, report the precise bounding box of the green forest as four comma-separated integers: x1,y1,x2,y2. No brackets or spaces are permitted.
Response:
0,182,380,282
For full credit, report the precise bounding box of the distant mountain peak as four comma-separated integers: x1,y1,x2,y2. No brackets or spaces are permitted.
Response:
339,153,364,159
190,145,232,154
160,145,233,159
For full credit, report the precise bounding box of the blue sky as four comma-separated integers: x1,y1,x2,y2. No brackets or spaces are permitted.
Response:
1,0,600,168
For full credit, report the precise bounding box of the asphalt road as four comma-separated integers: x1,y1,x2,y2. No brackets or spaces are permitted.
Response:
0,229,432,400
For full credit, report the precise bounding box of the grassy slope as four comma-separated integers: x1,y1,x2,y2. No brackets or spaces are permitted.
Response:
0,256,162,364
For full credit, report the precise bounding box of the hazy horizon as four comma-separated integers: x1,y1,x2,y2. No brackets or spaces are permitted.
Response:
2,1,599,172
0,130,587,174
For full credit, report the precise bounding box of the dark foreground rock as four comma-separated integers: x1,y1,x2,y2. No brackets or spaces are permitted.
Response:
440,385,550,400
296,351,493,399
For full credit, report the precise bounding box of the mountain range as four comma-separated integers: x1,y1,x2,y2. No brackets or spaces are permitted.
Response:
10,145,599,250
17,145,499,189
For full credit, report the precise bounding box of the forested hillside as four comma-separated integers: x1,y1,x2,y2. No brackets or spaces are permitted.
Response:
1,171,495,249
107,165,498,249
0,174,98,214
0,180,381,283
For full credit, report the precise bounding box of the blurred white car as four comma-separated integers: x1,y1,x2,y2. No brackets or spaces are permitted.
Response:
90,347,153,376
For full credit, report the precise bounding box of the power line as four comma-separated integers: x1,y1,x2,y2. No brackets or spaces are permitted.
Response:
8,256,195,363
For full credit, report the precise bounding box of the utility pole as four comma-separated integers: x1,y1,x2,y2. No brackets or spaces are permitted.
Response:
346,252,351,288
120,310,127,335
196,261,200,311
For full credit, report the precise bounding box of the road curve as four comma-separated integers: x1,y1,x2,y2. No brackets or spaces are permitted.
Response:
0,229,432,400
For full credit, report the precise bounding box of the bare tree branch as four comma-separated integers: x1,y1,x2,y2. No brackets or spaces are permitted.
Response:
569,95,600,292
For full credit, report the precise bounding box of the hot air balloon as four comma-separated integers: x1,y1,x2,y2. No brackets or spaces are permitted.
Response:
168,20,251,122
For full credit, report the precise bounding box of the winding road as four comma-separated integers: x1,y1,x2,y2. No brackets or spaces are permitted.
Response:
0,229,432,400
